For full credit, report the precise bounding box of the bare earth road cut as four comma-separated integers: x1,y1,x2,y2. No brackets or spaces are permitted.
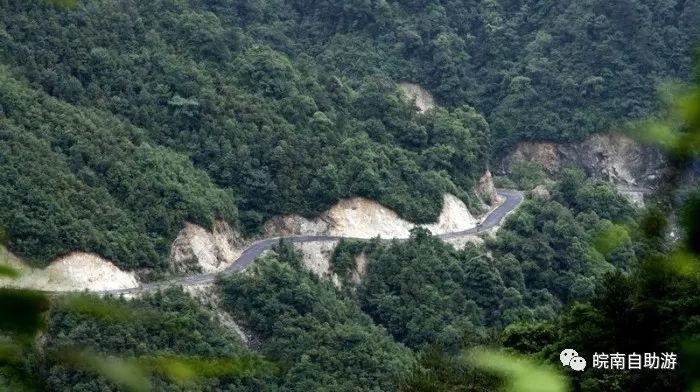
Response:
57,189,524,295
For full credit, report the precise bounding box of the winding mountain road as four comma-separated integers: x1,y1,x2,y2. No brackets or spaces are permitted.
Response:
97,189,523,295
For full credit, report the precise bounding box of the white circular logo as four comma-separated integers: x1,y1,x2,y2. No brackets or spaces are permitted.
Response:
560,349,586,371
560,349,578,366
569,356,586,371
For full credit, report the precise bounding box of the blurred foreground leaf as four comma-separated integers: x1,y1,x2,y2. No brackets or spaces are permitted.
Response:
638,121,682,150
682,338,700,392
145,355,277,384
54,349,276,391
0,339,22,364
593,223,630,256
58,295,158,323
0,289,49,337
681,191,700,254
637,86,700,158
41,0,77,7
666,251,700,278
0,265,19,279
676,89,700,128
469,348,568,392
60,351,151,392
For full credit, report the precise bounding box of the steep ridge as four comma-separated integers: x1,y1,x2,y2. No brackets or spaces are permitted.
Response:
1,190,523,294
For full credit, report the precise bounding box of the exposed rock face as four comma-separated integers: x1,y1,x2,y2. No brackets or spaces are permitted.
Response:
262,214,330,237
399,82,436,113
0,250,138,292
170,220,246,274
531,185,551,200
505,134,665,186
508,143,561,173
264,193,477,239
184,283,251,345
617,187,646,208
350,252,367,286
295,241,341,288
475,170,502,206
0,220,245,292
443,235,484,250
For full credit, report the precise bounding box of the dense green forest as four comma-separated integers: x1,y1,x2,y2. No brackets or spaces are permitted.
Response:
0,69,237,268
1,0,698,268
18,174,695,391
0,0,495,268
218,244,414,391
246,0,700,150
331,175,638,352
4,0,697,151
3,167,698,391
2,0,700,391
3,289,278,391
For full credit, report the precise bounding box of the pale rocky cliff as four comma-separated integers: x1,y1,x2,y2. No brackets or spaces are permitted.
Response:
264,193,477,239
504,134,665,186
349,252,367,286
295,241,341,287
399,82,436,113
170,220,246,274
0,219,247,292
267,172,499,284
2,167,497,291
185,283,251,344
0,249,138,292
475,170,502,207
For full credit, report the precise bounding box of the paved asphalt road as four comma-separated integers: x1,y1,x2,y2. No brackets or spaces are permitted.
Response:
94,189,523,295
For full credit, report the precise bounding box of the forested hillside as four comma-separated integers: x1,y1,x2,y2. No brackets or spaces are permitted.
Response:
36,289,274,391
0,69,238,268
1,0,697,267
244,0,700,151
332,174,638,351
1,1,700,390
0,0,498,268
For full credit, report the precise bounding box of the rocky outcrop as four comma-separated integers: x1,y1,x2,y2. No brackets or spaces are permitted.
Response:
1,220,246,292
0,250,138,292
443,235,484,250
3,163,497,291
262,214,330,237
504,134,665,186
264,193,477,239
617,187,646,208
507,143,561,172
295,240,341,288
475,170,502,206
399,82,436,113
170,220,246,274
349,252,367,286
184,284,251,345
531,185,551,200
